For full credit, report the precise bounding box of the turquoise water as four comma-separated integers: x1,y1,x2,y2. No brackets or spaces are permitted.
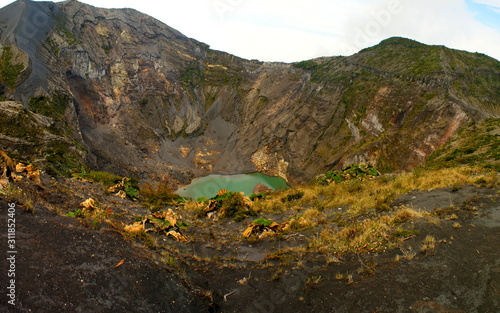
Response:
175,173,289,199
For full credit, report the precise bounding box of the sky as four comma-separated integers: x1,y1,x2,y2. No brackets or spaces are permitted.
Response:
1,0,499,62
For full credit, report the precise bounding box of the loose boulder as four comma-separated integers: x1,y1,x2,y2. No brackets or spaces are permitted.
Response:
253,183,272,194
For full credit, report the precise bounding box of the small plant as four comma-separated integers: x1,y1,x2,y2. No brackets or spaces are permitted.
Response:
433,206,459,217
357,260,377,276
22,199,35,214
89,218,101,230
269,268,284,281
122,177,140,199
400,247,416,260
124,185,139,199
326,254,341,264
306,276,322,286
176,221,190,229
65,209,86,218
420,235,437,254
335,273,354,284
252,218,274,227
75,171,140,200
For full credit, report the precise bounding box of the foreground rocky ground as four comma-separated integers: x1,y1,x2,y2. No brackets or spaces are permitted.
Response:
0,172,499,313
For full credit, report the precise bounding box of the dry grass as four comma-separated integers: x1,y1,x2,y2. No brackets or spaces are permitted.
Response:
303,208,327,224
392,206,424,224
255,166,494,219
281,208,329,232
182,200,203,213
0,183,35,213
249,166,494,257
420,235,437,254
395,246,417,262
253,197,287,213
335,272,354,284
309,206,428,255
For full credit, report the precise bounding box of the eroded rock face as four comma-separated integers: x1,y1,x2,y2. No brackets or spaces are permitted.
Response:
0,1,498,183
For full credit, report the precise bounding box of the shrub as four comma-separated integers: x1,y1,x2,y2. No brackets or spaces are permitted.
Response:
219,192,256,221
313,164,380,185
140,179,181,212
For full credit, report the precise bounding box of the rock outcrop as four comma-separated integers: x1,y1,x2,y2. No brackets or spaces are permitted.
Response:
0,1,498,183
253,183,272,194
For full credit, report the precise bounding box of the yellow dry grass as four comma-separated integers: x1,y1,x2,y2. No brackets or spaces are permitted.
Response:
420,235,437,254
308,206,429,255
296,165,496,216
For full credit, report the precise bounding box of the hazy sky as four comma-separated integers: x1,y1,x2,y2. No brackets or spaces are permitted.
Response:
1,0,499,62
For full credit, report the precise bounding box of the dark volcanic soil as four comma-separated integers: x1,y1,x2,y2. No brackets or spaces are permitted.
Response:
0,201,207,313
0,178,499,313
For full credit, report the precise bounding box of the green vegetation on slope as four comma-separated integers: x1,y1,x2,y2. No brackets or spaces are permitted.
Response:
0,108,42,144
0,46,24,89
29,91,71,120
426,118,500,171
0,98,86,177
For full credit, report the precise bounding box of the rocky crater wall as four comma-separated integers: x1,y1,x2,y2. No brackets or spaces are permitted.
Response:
0,1,498,184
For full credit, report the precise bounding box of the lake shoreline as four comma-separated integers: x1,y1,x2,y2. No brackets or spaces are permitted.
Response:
175,172,289,199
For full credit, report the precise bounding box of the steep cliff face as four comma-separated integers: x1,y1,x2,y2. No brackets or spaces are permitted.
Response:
0,1,499,183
